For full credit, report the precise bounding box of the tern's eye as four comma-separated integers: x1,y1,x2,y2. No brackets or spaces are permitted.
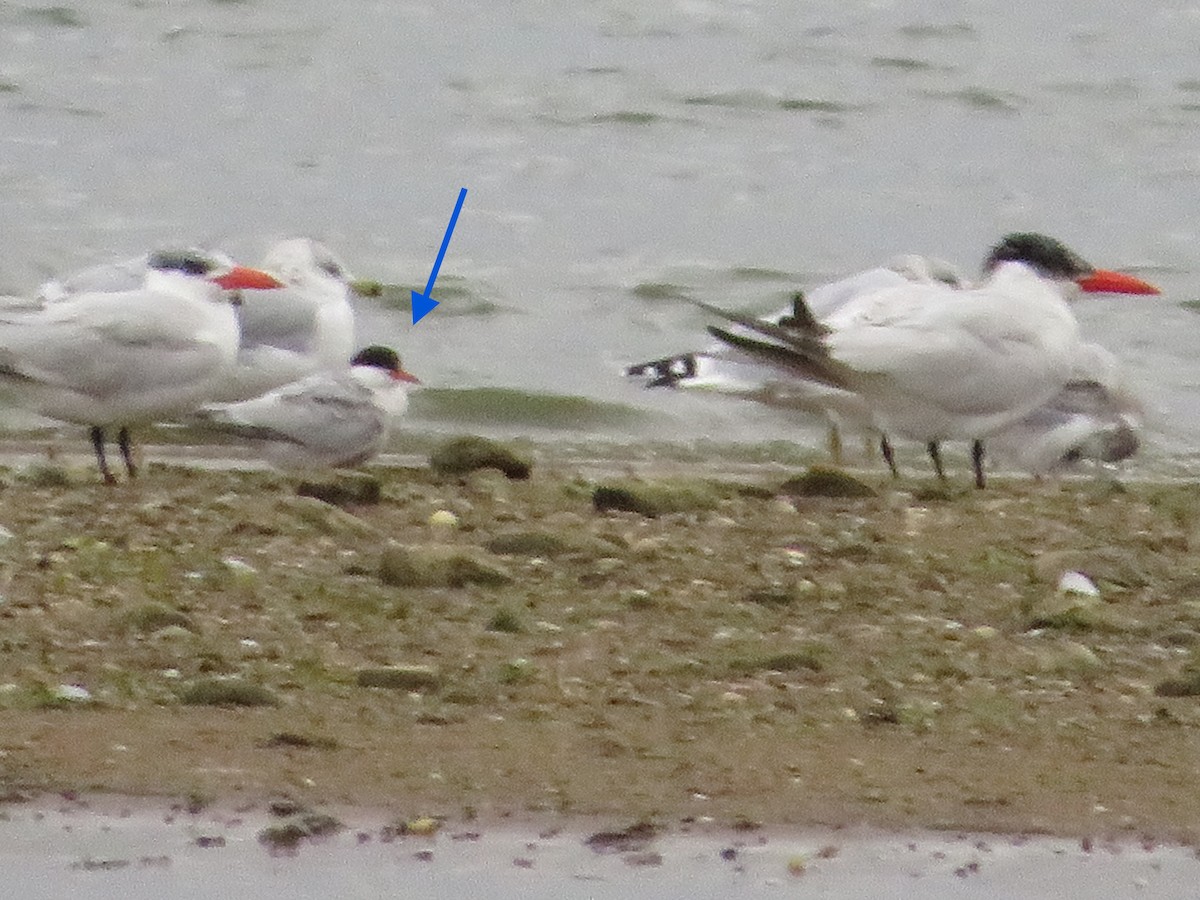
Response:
318,259,344,279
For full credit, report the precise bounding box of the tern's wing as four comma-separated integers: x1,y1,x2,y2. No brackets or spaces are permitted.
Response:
38,255,150,302
989,379,1141,473
196,373,385,454
804,267,916,320
0,288,226,399
699,300,859,390
236,286,320,354
826,319,1060,419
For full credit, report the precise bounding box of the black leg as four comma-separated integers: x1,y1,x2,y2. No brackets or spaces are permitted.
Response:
118,426,137,479
90,425,116,485
926,441,945,480
972,439,986,489
826,423,843,466
880,435,899,478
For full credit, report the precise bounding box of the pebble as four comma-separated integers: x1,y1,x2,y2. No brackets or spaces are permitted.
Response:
54,684,91,702
428,509,459,530
1058,571,1100,597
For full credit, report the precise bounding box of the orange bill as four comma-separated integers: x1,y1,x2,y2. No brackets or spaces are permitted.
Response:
392,368,421,384
211,266,285,291
1076,269,1160,295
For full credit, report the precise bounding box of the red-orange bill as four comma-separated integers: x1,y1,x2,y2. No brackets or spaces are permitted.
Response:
1076,269,1160,295
392,368,421,384
211,266,285,291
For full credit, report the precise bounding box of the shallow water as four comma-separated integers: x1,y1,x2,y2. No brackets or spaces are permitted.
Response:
4,798,1198,900
2,1,1200,463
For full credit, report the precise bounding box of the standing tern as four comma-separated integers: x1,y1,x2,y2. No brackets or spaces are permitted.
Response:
208,237,357,403
39,238,359,403
191,346,418,469
630,237,1154,479
698,233,1159,487
627,255,964,464
0,249,283,483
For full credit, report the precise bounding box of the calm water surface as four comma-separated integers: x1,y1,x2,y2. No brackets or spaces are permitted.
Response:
3,1,1200,466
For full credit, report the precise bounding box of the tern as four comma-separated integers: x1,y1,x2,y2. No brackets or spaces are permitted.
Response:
627,255,964,464
209,237,357,402
191,346,418,469
0,249,282,483
698,233,1158,487
985,343,1142,475
39,237,358,403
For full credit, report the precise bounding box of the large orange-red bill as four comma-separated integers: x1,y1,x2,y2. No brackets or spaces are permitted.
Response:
211,266,284,291
1076,269,1160,295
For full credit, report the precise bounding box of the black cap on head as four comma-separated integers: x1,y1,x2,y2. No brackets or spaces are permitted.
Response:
351,345,401,373
983,233,1095,279
147,248,220,277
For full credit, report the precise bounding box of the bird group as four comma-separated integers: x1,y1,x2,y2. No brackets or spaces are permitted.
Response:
2,230,1160,488
628,233,1159,487
0,238,418,482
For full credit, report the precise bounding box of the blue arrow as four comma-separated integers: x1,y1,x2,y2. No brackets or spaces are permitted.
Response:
411,187,467,324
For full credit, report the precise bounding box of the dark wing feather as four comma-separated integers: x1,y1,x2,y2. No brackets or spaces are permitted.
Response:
625,353,699,388
694,300,824,350
696,300,858,390
775,291,830,335
705,326,856,390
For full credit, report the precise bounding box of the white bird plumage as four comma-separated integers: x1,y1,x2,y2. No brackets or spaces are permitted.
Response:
36,237,359,403
0,249,284,482
191,346,418,470
630,234,1158,485
209,237,357,403
985,342,1143,475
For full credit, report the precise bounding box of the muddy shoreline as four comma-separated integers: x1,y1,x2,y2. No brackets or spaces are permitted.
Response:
5,792,1198,900
0,439,1197,841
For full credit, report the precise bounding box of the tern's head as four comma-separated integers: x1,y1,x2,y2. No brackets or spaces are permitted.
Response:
147,248,233,278
351,345,420,385
147,248,284,292
351,345,419,421
983,233,1159,295
262,238,353,288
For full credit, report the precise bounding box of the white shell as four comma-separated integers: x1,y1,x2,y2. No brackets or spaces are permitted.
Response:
54,684,92,702
1057,570,1100,597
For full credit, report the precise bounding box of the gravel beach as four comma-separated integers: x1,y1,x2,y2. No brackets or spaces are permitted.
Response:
0,438,1196,845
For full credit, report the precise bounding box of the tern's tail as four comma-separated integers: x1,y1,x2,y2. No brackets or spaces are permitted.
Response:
696,298,856,391
625,353,701,388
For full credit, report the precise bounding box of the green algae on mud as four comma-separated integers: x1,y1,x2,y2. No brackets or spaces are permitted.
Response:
429,435,533,480
180,678,280,708
0,458,1198,836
